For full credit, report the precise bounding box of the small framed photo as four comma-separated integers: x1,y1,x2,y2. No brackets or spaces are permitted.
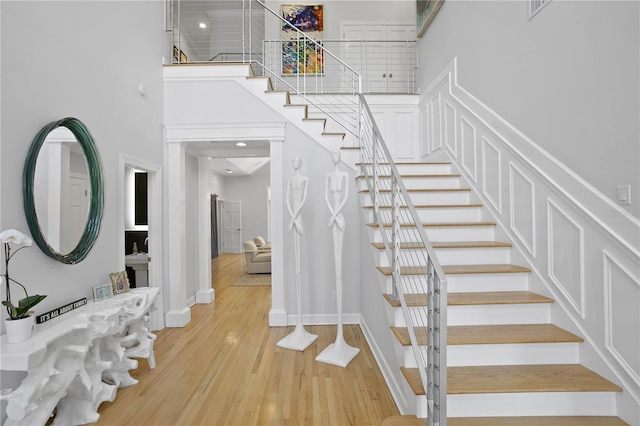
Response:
93,283,114,301
109,271,131,294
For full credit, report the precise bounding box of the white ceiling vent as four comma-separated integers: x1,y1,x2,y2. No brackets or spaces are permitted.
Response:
529,0,551,20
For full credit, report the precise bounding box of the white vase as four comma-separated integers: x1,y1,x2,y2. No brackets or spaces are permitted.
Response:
5,315,34,343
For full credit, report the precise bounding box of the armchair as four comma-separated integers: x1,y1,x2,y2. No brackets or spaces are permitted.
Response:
243,240,271,274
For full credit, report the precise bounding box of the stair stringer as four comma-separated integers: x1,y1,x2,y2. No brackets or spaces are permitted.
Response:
421,57,639,423
356,212,418,416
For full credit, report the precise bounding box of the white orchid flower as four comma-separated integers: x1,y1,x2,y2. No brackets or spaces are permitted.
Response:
0,229,33,247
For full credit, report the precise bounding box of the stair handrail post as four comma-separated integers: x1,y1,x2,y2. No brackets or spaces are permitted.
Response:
391,175,400,301
372,128,379,224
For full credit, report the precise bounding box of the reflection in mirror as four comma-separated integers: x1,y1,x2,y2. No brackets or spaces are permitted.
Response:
33,127,91,254
24,117,104,264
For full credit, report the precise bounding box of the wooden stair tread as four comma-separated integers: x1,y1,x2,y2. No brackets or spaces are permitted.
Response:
360,188,470,193
246,75,274,90
377,264,530,276
363,204,483,209
401,364,623,395
367,221,497,228
381,416,628,426
372,239,512,249
357,174,461,179
357,161,451,166
391,324,583,346
384,291,554,308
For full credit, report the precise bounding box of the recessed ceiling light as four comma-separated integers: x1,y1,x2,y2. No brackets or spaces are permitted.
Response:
236,142,247,147
199,22,207,29
226,169,233,174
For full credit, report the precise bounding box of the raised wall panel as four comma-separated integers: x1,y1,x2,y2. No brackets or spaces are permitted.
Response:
430,94,442,152
481,136,502,214
444,101,457,156
604,251,640,386
420,103,429,157
460,116,477,181
394,111,415,159
509,163,536,257
547,199,585,318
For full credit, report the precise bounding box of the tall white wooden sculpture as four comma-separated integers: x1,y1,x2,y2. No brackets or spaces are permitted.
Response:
277,155,318,351
316,151,360,367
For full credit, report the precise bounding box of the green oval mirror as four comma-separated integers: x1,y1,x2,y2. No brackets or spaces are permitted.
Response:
23,117,104,264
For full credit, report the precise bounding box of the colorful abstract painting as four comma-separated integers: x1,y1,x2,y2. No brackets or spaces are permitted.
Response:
281,5,324,74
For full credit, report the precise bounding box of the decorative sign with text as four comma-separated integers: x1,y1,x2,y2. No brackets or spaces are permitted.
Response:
36,298,87,325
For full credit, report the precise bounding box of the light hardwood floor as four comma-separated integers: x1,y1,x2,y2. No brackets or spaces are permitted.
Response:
96,254,400,425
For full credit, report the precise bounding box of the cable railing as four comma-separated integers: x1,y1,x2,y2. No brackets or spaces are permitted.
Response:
359,95,448,426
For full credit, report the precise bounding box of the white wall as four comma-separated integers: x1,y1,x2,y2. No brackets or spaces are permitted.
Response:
0,0,166,420
266,0,415,37
1,0,166,321
417,0,640,214
223,163,270,245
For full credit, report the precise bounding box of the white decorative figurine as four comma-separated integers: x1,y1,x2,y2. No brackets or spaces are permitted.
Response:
316,150,360,367
277,155,318,351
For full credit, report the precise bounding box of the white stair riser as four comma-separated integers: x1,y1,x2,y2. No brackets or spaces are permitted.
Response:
360,164,452,175
390,303,550,327
447,342,579,366
444,392,618,418
340,149,360,167
446,272,530,292
398,342,580,368
375,247,512,267
359,191,470,206
368,225,495,243
364,207,483,224
357,177,461,191
380,271,530,294
447,303,551,326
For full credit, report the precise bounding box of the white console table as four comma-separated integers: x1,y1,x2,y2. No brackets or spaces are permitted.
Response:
0,287,159,426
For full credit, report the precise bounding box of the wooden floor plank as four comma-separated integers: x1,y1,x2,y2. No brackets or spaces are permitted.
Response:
94,254,399,425
391,324,583,346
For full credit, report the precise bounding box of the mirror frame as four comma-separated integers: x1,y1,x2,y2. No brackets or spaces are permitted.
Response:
23,117,104,264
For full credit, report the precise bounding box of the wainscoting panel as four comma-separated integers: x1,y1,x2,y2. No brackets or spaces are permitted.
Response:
481,136,502,214
604,250,640,386
460,115,477,182
420,102,429,157
394,111,416,159
444,101,457,156
547,199,585,318
509,163,536,257
418,58,640,418
430,94,443,153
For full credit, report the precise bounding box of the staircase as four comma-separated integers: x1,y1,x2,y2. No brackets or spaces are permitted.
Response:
165,61,631,425
357,162,628,425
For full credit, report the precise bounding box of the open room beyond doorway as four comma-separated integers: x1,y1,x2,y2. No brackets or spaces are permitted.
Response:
183,140,272,296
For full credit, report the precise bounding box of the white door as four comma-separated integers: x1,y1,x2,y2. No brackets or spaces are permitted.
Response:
221,200,242,254
63,174,89,253
342,24,415,93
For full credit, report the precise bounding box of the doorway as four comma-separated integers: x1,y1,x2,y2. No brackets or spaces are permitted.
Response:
119,155,163,330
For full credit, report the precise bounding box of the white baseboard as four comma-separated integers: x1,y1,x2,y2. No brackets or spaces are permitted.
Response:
196,288,215,304
165,307,191,327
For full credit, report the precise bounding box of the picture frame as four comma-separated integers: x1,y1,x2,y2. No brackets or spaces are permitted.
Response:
109,271,131,294
280,4,324,75
416,0,445,38
93,283,114,302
